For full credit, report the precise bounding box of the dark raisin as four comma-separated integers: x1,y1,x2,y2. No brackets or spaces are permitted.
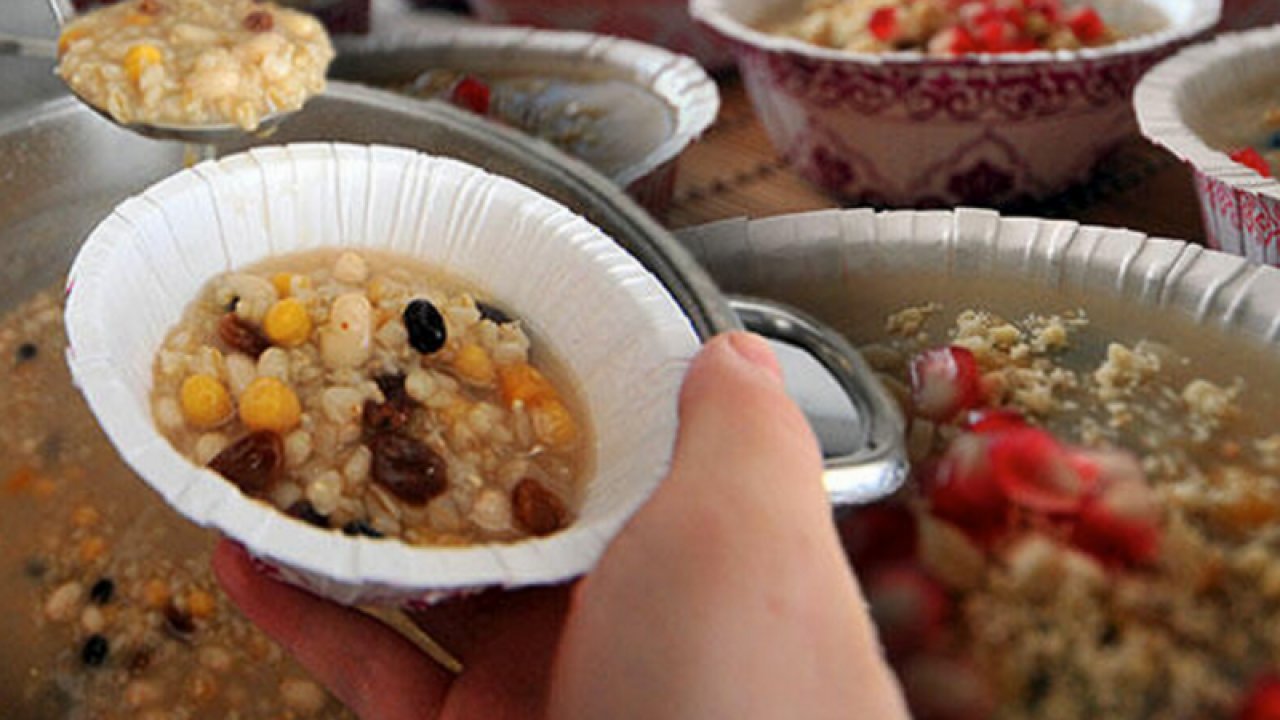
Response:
165,603,195,635
16,342,38,363
137,0,162,14
375,374,408,403
512,478,567,537
369,432,447,505
128,648,153,673
89,578,115,605
286,500,330,528
341,520,385,539
217,313,270,358
476,301,513,325
208,431,284,496
81,635,109,667
403,299,447,354
243,9,274,31
364,398,411,434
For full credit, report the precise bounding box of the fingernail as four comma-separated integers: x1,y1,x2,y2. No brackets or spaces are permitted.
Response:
726,332,783,385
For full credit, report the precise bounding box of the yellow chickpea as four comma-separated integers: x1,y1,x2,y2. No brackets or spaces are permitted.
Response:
179,374,233,429
239,377,302,434
498,362,556,408
263,298,312,348
452,344,495,386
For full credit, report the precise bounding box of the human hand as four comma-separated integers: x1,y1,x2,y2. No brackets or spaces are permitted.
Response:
213,332,909,720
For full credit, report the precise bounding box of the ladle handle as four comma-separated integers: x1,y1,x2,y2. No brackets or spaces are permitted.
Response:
0,32,57,58
728,296,909,508
46,0,74,26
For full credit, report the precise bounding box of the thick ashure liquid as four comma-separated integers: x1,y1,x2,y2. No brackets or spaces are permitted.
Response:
151,248,593,547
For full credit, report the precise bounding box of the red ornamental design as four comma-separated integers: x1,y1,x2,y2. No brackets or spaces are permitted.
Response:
744,45,1173,124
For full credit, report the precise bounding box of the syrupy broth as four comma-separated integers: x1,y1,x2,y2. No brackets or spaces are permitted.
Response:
0,288,353,718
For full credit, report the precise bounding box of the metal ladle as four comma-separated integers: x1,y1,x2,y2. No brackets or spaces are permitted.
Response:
33,0,296,146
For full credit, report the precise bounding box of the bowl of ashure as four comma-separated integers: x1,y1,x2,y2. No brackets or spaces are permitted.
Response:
689,0,1220,207
1136,25,1280,268
678,207,1280,718
63,142,701,606
55,0,336,135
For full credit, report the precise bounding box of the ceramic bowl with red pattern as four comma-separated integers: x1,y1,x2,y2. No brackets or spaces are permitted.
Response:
1136,25,1280,268
691,0,1220,207
465,0,735,70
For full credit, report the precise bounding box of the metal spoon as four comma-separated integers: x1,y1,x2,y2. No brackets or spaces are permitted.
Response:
41,0,296,145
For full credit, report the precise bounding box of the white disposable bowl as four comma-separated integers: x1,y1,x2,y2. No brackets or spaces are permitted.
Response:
1136,25,1280,268
64,143,700,606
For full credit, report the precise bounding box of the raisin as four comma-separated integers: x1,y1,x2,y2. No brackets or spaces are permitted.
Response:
341,520,385,539
16,342,37,363
208,431,284,496
128,648,153,673
89,578,115,605
512,478,567,537
137,0,162,14
286,500,329,529
243,10,274,31
369,432,447,505
403,299,447,354
165,603,195,635
82,635,109,667
476,301,514,325
217,313,270,358
364,399,412,434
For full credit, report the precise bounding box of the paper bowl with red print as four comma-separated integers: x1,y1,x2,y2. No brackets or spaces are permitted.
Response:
690,0,1220,207
466,0,735,70
1136,25,1280,268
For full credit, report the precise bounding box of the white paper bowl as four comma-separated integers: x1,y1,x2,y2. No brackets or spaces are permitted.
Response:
64,143,701,606
691,0,1219,207
1135,25,1280,267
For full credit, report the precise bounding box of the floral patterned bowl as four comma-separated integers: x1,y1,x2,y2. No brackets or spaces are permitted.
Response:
1135,25,1280,267
466,0,735,70
690,0,1220,207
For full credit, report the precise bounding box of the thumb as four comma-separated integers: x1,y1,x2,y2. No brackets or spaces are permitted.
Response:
551,332,909,720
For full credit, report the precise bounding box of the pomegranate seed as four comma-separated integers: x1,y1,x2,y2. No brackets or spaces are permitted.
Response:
909,346,984,422
1231,147,1274,178
964,407,1027,434
1065,6,1105,42
988,427,1091,514
924,433,1010,543
900,654,996,720
1072,502,1160,566
976,19,1016,51
1069,449,1161,566
839,503,919,572
866,564,950,657
868,6,900,41
449,76,491,115
928,27,978,54
1028,0,1060,22
1237,675,1280,720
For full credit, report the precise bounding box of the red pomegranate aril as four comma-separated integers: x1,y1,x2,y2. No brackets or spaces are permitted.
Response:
866,563,950,657
925,433,1010,542
1237,675,1280,720
976,18,1016,51
839,503,919,572
1065,6,1105,42
964,407,1027,434
1070,453,1161,566
928,26,977,54
868,6,900,41
988,427,1090,514
450,76,492,115
909,346,984,422
1231,148,1274,178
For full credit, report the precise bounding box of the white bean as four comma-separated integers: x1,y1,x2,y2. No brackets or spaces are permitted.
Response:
257,348,291,383
45,581,84,622
225,353,257,397
332,252,369,285
471,489,513,533
320,293,372,369
306,471,343,516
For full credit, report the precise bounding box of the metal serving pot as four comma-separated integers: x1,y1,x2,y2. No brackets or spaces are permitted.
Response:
0,79,906,508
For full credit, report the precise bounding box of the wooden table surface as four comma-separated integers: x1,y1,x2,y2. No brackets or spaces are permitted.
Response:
664,77,1208,244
